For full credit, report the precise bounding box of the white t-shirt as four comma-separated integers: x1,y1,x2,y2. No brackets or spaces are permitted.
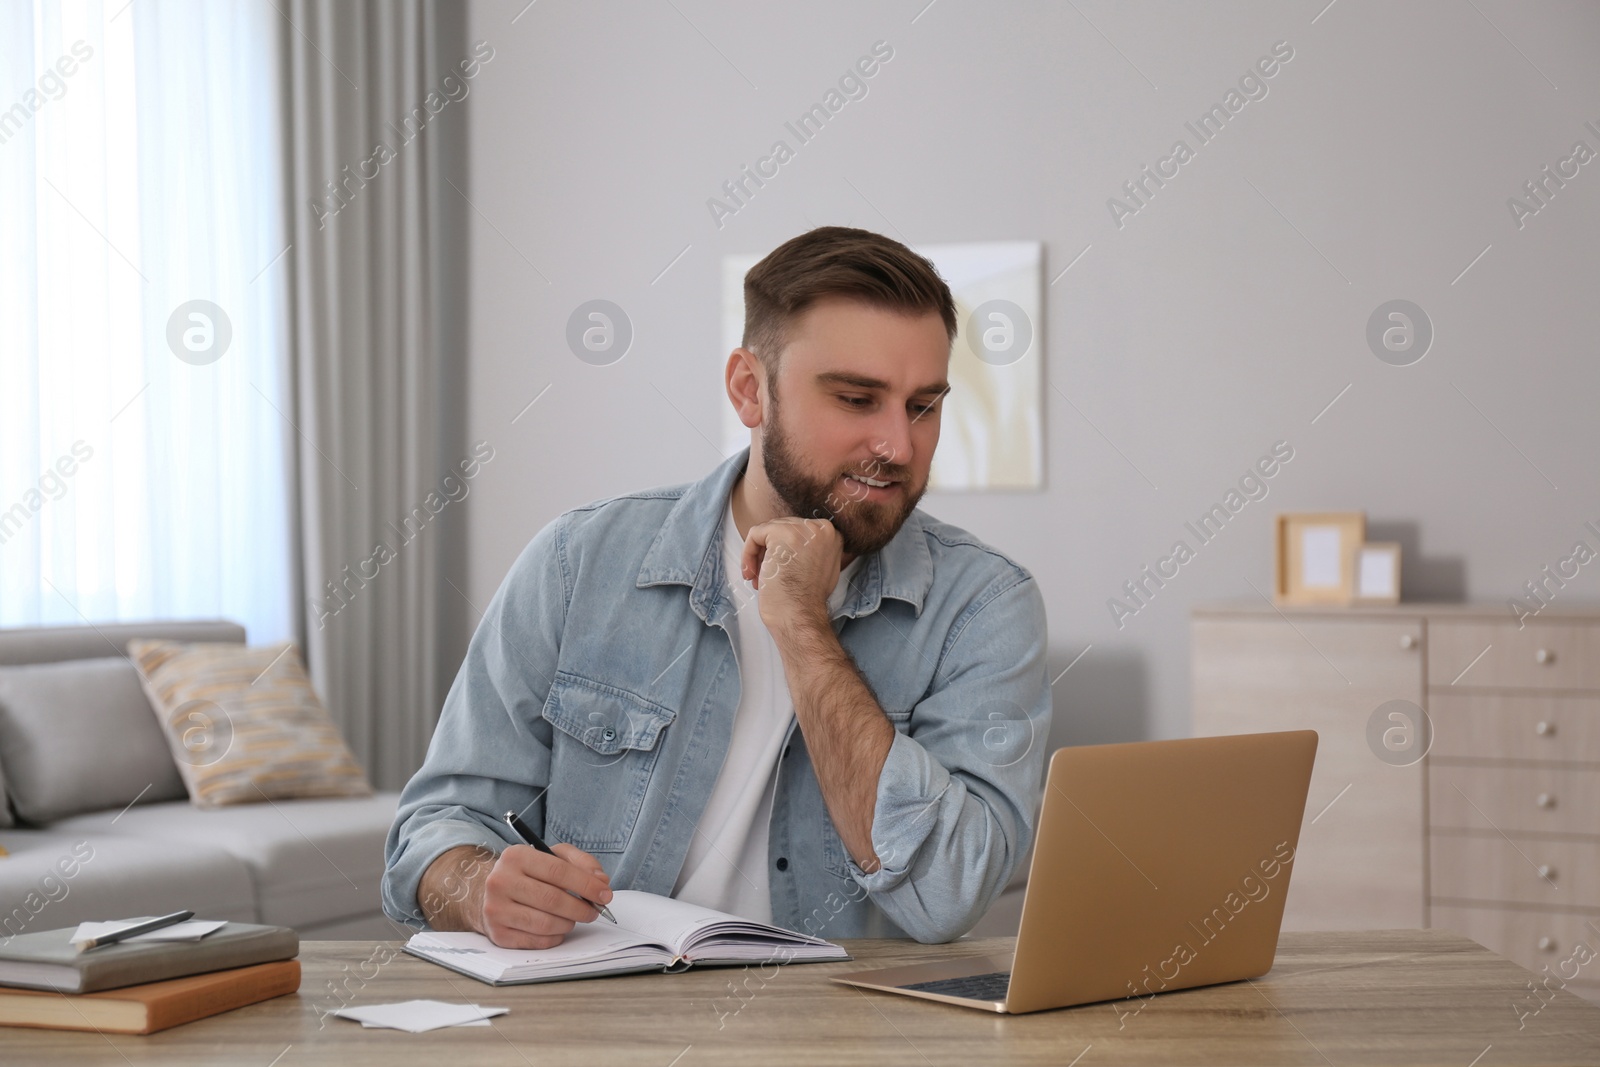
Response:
670,502,862,923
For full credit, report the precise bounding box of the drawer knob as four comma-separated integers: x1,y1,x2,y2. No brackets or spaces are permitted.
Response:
1536,792,1556,809
1399,634,1417,650
1535,648,1554,664
1535,721,1556,737
1538,936,1556,952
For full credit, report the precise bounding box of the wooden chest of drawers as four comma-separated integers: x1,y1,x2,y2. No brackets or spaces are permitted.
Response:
1194,604,1600,1003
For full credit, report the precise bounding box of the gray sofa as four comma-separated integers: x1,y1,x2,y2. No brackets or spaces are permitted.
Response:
0,620,404,941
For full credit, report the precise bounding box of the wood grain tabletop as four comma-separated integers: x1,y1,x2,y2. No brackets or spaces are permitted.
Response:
4,928,1599,1065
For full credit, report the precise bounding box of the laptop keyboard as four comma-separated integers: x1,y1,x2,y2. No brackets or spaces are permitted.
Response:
900,970,1011,1001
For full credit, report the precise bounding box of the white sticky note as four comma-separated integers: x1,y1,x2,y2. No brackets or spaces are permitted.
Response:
333,1000,509,1033
70,919,229,943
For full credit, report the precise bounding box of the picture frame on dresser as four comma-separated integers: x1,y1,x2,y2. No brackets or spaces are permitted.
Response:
1274,512,1365,606
1354,542,1401,605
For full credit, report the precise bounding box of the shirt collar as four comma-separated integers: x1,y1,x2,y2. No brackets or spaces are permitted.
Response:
636,447,934,626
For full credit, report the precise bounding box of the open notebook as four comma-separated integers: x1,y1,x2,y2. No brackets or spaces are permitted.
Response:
403,890,850,986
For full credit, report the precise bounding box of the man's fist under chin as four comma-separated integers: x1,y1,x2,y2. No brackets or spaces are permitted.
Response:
740,517,844,637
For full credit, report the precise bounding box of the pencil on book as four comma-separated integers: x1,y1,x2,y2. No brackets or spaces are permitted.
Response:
73,910,194,953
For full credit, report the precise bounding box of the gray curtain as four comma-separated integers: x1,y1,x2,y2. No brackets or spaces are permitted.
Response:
278,1,470,790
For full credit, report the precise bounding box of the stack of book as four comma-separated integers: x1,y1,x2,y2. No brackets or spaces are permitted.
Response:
0,920,299,1034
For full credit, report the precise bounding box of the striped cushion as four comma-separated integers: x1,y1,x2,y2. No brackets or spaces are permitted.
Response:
128,640,372,808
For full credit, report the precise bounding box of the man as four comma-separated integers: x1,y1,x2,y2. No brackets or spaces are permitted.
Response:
382,226,1051,947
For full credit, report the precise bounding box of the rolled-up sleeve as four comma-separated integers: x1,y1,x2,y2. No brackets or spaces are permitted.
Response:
380,516,569,928
850,575,1051,943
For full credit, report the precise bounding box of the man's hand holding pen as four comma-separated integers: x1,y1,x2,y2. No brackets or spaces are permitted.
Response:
475,841,615,950
417,829,616,949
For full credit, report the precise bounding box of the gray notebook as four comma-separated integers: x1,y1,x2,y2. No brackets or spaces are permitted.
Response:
0,920,298,993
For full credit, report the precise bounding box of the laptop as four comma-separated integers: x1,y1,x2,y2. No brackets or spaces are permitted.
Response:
831,729,1318,1014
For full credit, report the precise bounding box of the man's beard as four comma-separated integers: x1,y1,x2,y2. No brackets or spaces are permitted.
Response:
759,395,927,558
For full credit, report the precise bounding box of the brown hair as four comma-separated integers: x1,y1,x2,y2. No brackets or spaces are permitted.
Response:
741,226,957,371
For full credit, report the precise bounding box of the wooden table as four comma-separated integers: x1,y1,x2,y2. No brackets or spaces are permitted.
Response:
6,930,1600,1065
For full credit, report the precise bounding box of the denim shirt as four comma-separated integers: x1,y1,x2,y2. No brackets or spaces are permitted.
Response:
382,448,1052,943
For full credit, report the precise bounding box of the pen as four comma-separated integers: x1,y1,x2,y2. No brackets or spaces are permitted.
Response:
73,909,195,952
503,811,618,924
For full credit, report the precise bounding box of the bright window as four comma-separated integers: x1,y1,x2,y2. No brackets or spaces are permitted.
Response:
0,0,293,643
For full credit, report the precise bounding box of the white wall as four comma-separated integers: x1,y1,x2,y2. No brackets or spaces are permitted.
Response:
456,0,1600,749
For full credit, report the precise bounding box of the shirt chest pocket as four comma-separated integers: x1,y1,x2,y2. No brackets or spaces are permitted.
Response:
540,672,677,853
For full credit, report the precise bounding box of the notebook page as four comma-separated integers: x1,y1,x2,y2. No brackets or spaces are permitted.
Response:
408,919,667,982
604,890,839,956
604,890,758,954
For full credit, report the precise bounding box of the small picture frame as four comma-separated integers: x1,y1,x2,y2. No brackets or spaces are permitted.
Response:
1275,512,1366,605
1354,542,1402,604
